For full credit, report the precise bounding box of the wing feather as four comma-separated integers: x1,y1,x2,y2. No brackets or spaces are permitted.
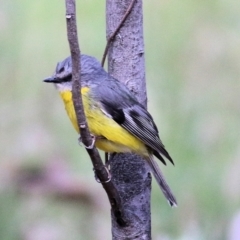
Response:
94,77,174,165
122,106,174,165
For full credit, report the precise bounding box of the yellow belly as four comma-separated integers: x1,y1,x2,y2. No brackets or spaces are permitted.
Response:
59,88,148,157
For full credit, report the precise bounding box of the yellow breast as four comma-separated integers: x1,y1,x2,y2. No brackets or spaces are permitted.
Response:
59,88,148,157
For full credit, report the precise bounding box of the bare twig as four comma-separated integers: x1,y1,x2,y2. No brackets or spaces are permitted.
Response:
101,0,137,67
65,0,126,226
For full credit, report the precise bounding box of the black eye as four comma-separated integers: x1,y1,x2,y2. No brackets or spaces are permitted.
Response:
56,61,66,74
58,66,64,73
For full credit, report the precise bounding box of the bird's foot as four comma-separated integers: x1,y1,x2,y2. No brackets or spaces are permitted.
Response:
78,134,96,149
94,165,112,183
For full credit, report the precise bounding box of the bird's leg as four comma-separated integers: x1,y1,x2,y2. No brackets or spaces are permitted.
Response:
105,152,117,170
105,152,109,165
78,136,112,183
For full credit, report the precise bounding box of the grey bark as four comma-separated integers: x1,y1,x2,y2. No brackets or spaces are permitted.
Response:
106,0,147,107
106,1,151,239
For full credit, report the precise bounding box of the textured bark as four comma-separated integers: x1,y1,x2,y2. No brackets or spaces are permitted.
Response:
106,1,151,239
106,0,147,107
110,154,151,239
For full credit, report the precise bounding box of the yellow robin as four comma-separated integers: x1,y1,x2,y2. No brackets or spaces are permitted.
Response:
44,55,177,206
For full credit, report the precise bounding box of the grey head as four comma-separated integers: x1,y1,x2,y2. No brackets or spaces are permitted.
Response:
43,54,105,91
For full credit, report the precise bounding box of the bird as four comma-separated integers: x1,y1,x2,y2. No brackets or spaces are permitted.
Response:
43,54,177,206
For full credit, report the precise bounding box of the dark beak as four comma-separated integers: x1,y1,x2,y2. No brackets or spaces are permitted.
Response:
43,76,58,83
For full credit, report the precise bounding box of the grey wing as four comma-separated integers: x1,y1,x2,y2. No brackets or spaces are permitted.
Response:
122,105,174,165
95,78,174,165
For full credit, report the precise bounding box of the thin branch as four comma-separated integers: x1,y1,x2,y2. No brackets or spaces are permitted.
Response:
65,0,126,226
101,0,137,67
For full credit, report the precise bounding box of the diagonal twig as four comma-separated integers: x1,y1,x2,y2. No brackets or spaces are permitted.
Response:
65,0,126,226
101,0,137,67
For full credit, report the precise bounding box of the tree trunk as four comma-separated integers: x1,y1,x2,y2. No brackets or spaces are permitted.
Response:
106,1,151,239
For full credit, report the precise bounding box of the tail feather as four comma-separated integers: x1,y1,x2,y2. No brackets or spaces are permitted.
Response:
147,155,177,207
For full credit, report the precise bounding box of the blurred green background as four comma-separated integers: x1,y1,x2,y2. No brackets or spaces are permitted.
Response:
1,0,240,239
